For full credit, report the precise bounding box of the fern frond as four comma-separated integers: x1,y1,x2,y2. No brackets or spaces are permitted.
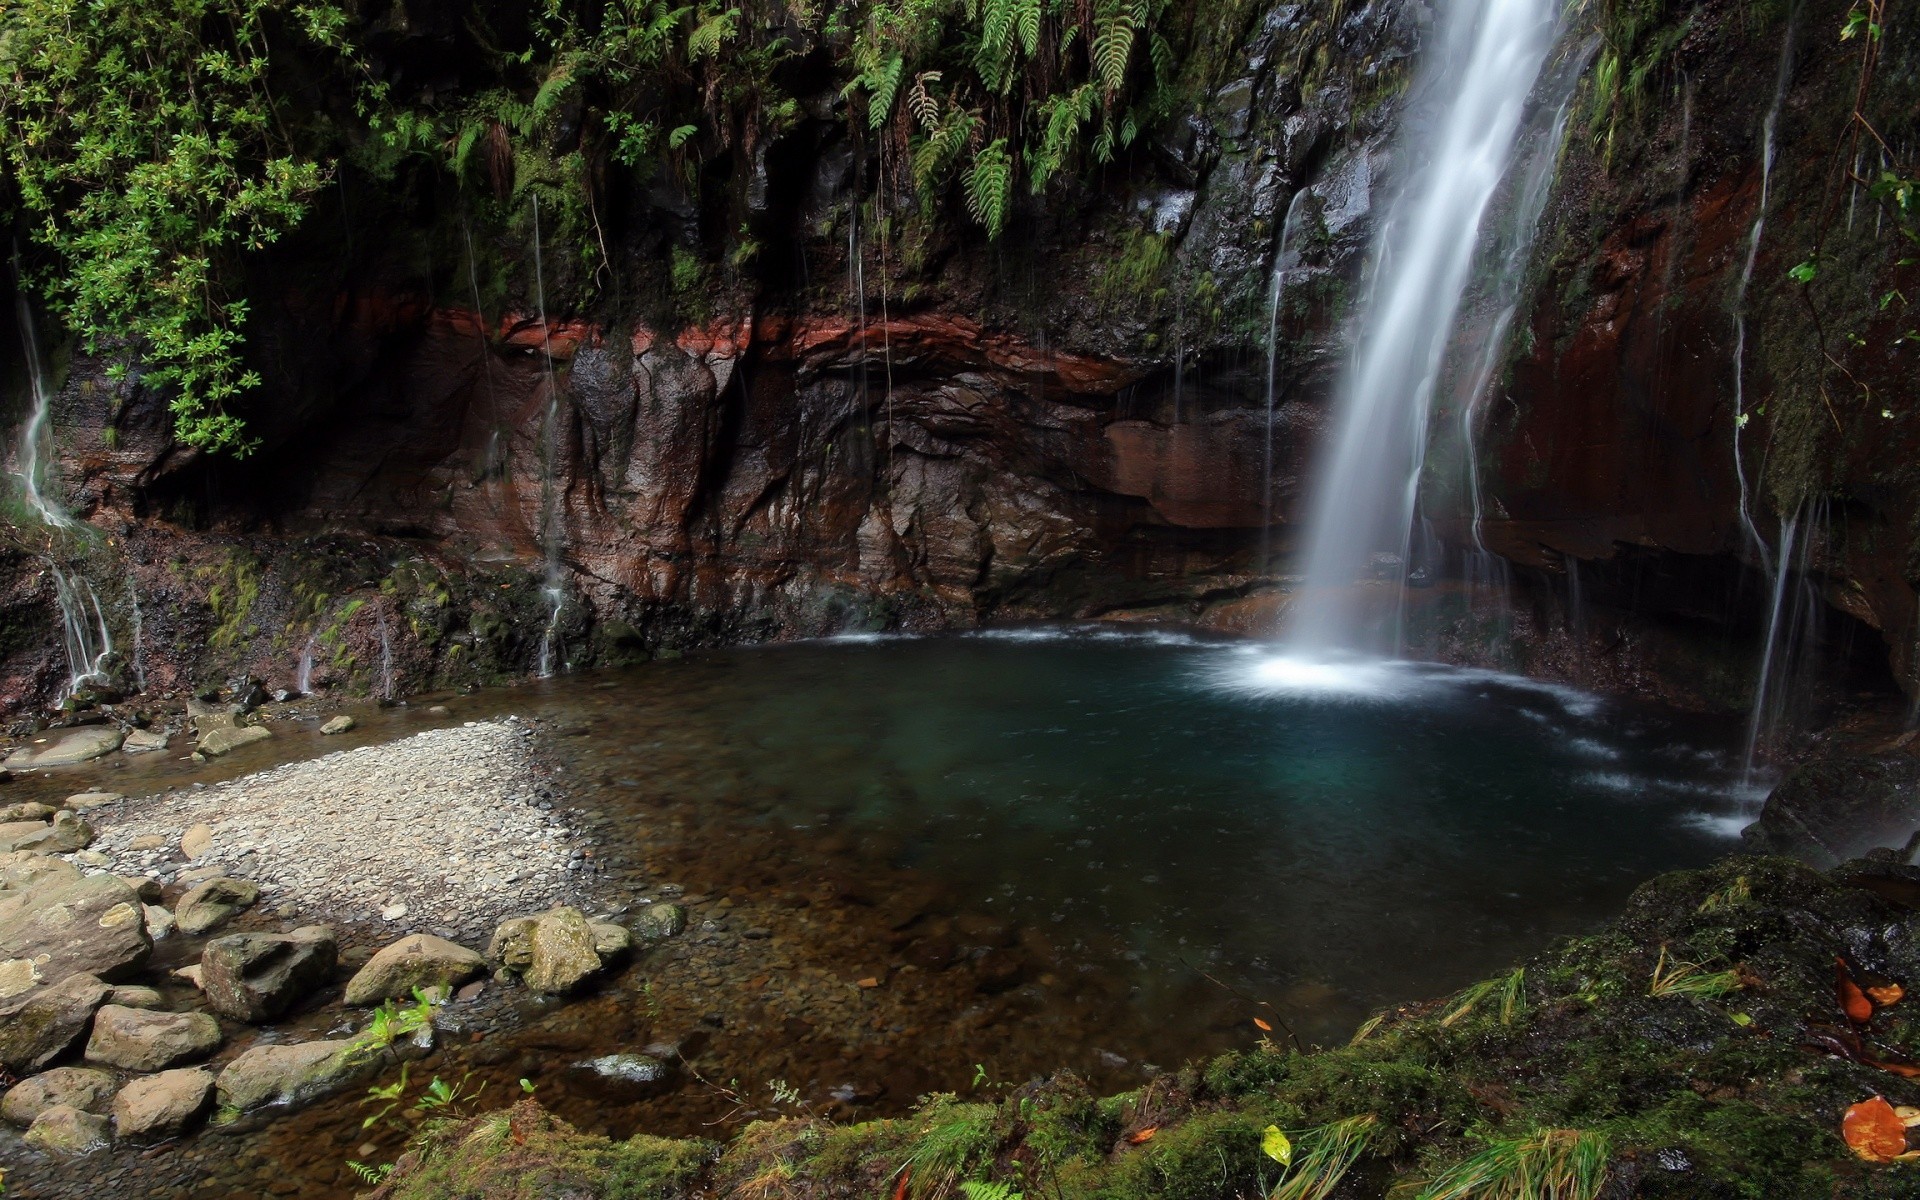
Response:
868,54,906,129
687,7,740,60
964,138,1013,238
907,71,943,130
1091,3,1137,96
1015,0,1041,56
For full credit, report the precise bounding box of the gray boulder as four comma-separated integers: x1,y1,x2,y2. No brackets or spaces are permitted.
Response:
632,902,688,942
196,725,271,757
0,803,55,822
0,811,92,854
23,1103,110,1154
487,907,615,994
320,715,355,735
200,926,337,1022
343,934,484,1006
111,1068,214,1139
1744,755,1920,869
0,1067,116,1125
0,858,151,1009
215,1039,378,1112
174,877,261,935
84,1004,222,1071
4,727,124,769
0,972,112,1073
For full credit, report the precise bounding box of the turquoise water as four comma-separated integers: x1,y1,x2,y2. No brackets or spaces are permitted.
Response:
585,626,1754,1042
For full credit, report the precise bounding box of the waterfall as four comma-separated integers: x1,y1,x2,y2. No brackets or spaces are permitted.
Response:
376,602,395,700
1283,0,1559,655
51,566,112,697
295,634,317,695
128,579,146,692
1743,500,1825,780
10,250,71,530
1730,19,1798,579
531,195,569,679
1260,190,1313,574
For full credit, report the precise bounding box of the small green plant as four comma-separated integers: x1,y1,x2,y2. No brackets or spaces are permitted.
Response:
346,1160,393,1185
347,988,438,1060
1411,1128,1610,1200
1440,968,1527,1027
957,1183,1020,1200
1270,1115,1379,1200
1647,946,1742,999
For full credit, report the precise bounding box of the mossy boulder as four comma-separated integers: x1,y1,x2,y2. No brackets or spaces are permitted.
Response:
367,1100,713,1200
0,1066,116,1125
344,933,486,1005
215,1038,379,1112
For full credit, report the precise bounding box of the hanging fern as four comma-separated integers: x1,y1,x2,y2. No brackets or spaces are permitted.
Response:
864,53,906,129
1091,2,1138,98
686,6,740,61
1029,83,1094,192
965,138,1014,238
912,106,979,193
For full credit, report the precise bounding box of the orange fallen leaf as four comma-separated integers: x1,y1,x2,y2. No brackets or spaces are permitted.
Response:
1870,983,1907,1007
1845,1096,1909,1162
1839,959,1875,1024
857,977,881,989
1253,1018,1273,1032
1127,1127,1159,1145
892,1167,912,1200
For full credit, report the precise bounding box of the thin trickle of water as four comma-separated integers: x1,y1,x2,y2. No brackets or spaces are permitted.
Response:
377,602,395,700
1457,51,1587,569
1284,0,1560,654
128,578,146,692
1731,19,1798,578
1260,190,1313,572
51,566,112,697
531,196,569,679
1743,500,1826,781
10,249,71,530
295,634,317,695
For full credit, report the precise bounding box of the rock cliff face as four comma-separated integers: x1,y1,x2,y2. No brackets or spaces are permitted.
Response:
0,0,1913,722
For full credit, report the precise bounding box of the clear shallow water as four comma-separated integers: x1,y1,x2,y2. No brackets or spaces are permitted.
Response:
647,627,1753,1037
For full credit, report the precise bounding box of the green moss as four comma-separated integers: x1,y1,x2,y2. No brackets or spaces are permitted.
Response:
379,1101,713,1200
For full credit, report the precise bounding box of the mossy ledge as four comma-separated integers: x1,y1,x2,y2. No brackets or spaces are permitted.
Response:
369,857,1920,1200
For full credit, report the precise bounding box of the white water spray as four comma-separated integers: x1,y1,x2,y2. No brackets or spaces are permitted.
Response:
1730,19,1797,579
1284,0,1559,655
295,634,317,695
10,251,71,530
51,566,112,697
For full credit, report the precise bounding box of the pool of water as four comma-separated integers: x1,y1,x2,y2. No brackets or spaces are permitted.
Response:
581,627,1751,1037
3,625,1763,1199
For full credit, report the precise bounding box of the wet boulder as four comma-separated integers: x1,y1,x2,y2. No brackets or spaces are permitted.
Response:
487,906,621,994
0,1066,116,1126
631,902,687,942
0,811,93,854
112,1068,214,1139
343,933,485,1005
23,1103,111,1154
215,1039,378,1112
4,727,124,769
84,1004,222,1071
200,926,337,1022
0,858,152,1006
173,877,261,935
1743,755,1920,869
196,724,271,757
0,972,112,1073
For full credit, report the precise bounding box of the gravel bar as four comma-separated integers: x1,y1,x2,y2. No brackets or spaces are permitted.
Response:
87,718,593,941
